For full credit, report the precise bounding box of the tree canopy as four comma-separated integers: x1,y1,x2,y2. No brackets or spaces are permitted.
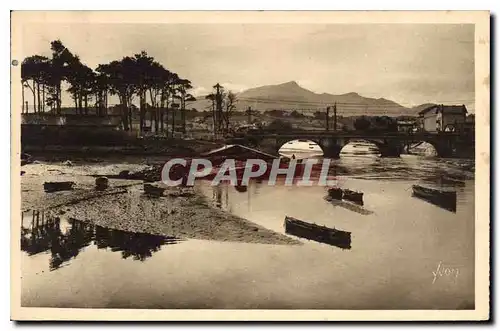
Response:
21,39,195,135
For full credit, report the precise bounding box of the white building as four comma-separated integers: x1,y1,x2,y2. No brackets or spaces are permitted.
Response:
418,104,467,132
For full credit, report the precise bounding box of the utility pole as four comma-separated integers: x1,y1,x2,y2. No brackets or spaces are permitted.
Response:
326,106,330,131
333,102,337,132
214,83,223,136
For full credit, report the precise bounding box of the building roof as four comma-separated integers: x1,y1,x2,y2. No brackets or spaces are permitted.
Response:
418,104,468,116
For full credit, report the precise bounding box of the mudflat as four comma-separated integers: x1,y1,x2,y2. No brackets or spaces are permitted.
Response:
21,162,299,245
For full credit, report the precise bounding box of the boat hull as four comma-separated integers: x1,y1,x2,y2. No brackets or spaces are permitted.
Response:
342,190,364,205
43,181,75,193
327,188,364,205
412,185,457,212
284,216,351,249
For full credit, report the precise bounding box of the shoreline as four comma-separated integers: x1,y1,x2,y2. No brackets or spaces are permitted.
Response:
21,165,300,246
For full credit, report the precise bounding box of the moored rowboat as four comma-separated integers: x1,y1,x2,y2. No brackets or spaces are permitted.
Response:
284,216,351,249
43,181,75,193
327,187,364,205
342,189,364,205
327,187,343,200
412,184,457,212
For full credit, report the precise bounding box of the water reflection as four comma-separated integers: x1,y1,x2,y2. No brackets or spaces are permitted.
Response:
211,184,257,211
212,185,228,209
325,198,374,215
21,211,182,270
276,144,474,182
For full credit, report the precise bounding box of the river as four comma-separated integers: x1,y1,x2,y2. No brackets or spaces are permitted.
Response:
20,141,475,309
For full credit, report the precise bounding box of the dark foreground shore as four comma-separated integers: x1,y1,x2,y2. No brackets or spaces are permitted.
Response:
21,163,299,245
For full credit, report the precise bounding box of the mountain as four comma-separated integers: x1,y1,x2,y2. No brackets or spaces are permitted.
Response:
190,81,423,117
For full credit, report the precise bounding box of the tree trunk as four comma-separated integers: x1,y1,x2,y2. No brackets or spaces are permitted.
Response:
32,80,37,114
165,92,170,135
171,98,176,137
57,83,62,114
181,98,186,134
36,82,40,113
127,106,134,131
156,107,160,133
78,89,83,115
120,95,129,131
160,92,165,133
167,95,171,136
42,84,45,112
95,92,99,115
127,94,133,131
211,100,216,138
149,89,159,133
84,94,88,115
104,91,108,115
21,81,25,114
139,90,144,134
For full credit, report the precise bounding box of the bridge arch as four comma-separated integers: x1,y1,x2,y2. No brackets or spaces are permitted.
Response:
277,139,324,158
406,139,453,157
339,139,381,156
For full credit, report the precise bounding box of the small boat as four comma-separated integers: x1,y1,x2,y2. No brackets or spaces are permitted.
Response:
143,183,166,197
43,181,75,193
439,176,466,186
342,189,364,205
327,187,343,200
95,177,109,191
412,184,457,212
284,216,351,249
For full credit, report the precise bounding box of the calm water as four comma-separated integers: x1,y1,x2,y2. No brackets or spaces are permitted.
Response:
21,143,475,309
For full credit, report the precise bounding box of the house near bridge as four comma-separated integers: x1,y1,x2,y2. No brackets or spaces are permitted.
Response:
418,104,468,133
397,120,418,133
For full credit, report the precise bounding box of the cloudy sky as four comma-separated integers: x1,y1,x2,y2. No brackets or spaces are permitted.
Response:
19,22,475,110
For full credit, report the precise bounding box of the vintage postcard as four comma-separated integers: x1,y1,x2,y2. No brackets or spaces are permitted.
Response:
11,11,490,321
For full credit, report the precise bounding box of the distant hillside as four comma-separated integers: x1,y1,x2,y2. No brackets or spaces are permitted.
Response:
409,103,436,114
190,81,425,117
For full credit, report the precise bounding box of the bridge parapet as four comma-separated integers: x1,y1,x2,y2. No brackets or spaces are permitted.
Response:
231,130,473,158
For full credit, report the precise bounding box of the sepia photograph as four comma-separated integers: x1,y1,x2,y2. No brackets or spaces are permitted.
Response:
10,11,490,321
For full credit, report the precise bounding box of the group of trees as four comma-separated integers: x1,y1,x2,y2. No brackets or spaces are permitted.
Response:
21,40,196,135
265,119,294,132
21,41,68,114
205,83,237,136
353,115,398,132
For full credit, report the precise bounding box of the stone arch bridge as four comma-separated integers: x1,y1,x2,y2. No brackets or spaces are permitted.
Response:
227,131,474,158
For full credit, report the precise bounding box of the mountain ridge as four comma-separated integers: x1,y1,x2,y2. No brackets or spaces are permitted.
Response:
190,81,428,117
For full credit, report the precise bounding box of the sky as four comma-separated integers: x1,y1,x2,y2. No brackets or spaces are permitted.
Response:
19,22,475,111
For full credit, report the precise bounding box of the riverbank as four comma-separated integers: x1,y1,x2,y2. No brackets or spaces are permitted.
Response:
22,138,223,161
20,163,299,245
